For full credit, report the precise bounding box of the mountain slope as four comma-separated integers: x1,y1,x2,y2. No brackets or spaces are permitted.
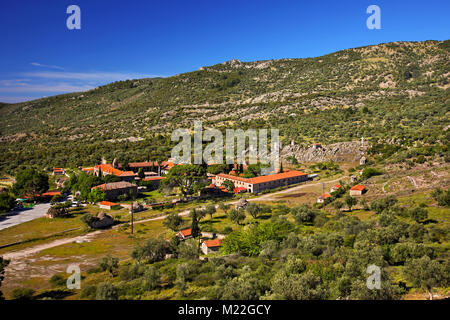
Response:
0,40,449,173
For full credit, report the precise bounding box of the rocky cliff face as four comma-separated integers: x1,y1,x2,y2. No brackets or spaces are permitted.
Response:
280,141,369,163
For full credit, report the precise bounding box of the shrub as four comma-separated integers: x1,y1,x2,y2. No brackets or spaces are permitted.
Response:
49,274,66,287
96,282,118,300
80,285,97,300
12,288,35,300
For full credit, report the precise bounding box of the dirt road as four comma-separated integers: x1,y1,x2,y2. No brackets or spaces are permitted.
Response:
1,177,342,260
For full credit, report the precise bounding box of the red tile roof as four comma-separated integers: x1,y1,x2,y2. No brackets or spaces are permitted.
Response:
233,187,247,194
95,164,124,176
99,201,119,206
319,193,331,199
179,228,192,237
203,239,222,248
142,176,164,181
119,171,136,177
350,185,366,191
41,191,61,197
128,162,158,168
82,167,94,172
216,170,307,185
332,184,341,189
92,181,137,191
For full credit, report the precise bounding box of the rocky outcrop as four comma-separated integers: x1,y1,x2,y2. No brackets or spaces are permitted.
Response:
235,198,248,210
281,141,369,163
89,212,114,229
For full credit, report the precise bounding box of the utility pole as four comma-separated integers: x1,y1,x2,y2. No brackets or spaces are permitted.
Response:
130,202,134,234
322,182,325,195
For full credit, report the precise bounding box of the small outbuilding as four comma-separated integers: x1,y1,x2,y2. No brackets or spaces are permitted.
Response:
177,228,192,240
201,239,222,255
317,193,331,204
98,201,120,210
350,185,366,196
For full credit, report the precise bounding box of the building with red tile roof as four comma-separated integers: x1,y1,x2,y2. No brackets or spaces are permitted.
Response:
330,184,342,192
98,201,120,210
52,168,65,175
233,187,247,194
93,164,135,182
317,193,331,204
92,181,138,201
214,170,308,193
350,184,366,196
177,228,192,240
201,239,222,254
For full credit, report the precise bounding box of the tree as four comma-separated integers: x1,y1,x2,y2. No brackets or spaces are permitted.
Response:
99,255,119,277
246,202,262,219
271,270,328,300
0,193,16,214
163,212,183,231
204,203,217,219
12,288,35,300
143,266,160,291
175,263,188,297
87,188,106,203
177,239,199,259
0,257,10,300
131,238,167,264
137,168,145,179
431,188,450,207
344,195,358,212
291,205,317,225
12,168,49,198
96,282,118,300
404,256,449,300
80,213,94,227
46,203,69,218
69,172,102,201
190,209,201,250
207,164,228,175
227,208,246,225
370,195,398,214
409,206,428,223
218,202,230,212
332,200,344,213
222,180,235,193
162,164,206,198
361,167,382,180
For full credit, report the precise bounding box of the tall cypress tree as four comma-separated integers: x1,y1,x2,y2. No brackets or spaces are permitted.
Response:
190,209,201,250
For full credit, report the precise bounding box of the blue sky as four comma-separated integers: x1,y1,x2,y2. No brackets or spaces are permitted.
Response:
0,0,448,103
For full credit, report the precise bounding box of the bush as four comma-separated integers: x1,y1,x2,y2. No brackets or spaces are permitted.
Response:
361,167,383,180
96,282,118,300
431,188,450,207
12,288,35,300
80,285,97,300
49,274,66,287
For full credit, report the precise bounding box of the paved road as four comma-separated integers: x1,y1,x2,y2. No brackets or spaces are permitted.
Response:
0,203,51,231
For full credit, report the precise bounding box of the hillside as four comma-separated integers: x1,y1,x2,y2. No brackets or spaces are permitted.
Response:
0,40,449,172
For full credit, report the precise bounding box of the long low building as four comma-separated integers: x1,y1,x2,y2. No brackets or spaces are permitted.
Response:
92,181,138,201
214,170,308,193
